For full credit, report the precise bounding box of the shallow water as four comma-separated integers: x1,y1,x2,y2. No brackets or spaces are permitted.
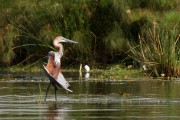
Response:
0,72,180,119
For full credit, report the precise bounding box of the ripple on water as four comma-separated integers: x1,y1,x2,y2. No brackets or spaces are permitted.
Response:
1,75,180,119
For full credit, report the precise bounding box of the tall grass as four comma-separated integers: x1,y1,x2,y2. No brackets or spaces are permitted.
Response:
128,25,180,77
0,24,19,64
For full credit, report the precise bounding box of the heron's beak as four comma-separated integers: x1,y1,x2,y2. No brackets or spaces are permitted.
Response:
61,37,78,44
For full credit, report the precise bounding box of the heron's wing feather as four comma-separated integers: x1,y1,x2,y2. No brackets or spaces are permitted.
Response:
42,65,73,92
43,65,56,83
56,73,73,92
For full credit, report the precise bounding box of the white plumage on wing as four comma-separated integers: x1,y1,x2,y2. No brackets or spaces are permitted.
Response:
56,73,72,92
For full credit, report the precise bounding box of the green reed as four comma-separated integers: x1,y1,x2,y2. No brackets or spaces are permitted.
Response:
128,25,180,77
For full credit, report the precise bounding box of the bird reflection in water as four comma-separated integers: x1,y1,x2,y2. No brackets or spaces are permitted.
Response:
46,103,70,120
46,103,59,120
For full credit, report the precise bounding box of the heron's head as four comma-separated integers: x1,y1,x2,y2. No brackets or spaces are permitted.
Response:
53,36,78,48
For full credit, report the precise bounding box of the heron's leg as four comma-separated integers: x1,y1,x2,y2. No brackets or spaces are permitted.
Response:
54,86,58,101
44,82,51,101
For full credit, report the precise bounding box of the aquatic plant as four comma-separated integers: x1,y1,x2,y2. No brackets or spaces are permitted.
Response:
100,64,141,79
36,83,44,104
128,25,180,77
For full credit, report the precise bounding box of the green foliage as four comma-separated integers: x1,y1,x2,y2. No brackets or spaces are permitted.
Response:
0,0,179,78
100,64,141,79
160,11,180,30
125,0,178,11
104,22,127,52
0,0,91,65
0,24,19,64
128,26,180,77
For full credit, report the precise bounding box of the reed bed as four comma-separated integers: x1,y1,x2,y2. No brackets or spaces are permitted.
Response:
128,26,180,77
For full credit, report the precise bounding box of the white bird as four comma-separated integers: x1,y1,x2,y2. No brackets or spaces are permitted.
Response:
142,65,147,71
84,65,90,72
43,36,78,101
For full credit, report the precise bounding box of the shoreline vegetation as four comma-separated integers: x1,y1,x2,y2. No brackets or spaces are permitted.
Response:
1,65,178,80
0,0,179,79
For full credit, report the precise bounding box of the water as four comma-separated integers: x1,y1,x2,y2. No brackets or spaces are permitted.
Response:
0,72,180,119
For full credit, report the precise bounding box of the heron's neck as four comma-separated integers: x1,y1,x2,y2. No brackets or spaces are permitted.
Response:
58,44,64,55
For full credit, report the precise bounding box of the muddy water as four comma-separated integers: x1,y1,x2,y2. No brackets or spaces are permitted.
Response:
0,72,180,119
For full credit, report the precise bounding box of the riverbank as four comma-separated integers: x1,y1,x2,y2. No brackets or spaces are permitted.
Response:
1,64,178,80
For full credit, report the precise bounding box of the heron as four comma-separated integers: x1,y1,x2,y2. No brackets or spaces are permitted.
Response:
43,36,78,101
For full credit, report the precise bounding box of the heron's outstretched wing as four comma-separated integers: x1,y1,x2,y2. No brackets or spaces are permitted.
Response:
56,73,73,92
43,65,73,92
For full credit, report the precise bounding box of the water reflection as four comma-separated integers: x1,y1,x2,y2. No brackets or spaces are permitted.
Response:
46,103,75,120
85,73,90,79
79,71,91,80
46,103,59,120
